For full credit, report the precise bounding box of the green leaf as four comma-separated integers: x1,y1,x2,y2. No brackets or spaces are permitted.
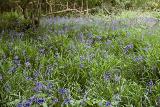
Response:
7,99,20,106
43,102,48,107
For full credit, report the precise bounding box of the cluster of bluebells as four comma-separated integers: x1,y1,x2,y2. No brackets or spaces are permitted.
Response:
1,15,159,107
59,88,68,95
17,96,45,107
133,56,144,62
124,44,134,54
33,82,47,92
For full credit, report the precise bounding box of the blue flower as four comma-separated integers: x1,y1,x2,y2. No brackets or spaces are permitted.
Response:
105,101,111,106
59,88,68,95
87,32,93,39
96,36,102,40
23,100,32,107
114,74,121,82
25,76,32,81
104,72,111,81
79,32,84,42
25,61,31,68
147,80,154,87
52,98,59,103
80,63,84,69
33,70,39,79
39,48,45,54
8,66,17,74
124,44,134,53
111,25,117,31
33,82,46,92
64,98,70,104
28,95,36,102
45,67,52,77
54,53,59,58
133,56,144,62
106,40,112,45
17,102,23,107
36,98,45,105
13,55,20,65
80,56,85,62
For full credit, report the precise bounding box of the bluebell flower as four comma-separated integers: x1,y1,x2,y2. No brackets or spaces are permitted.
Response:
104,72,111,81
79,32,84,42
25,61,31,68
13,55,21,65
54,52,59,58
96,36,102,40
28,95,36,102
64,98,70,105
124,44,134,53
59,88,68,95
23,100,32,107
80,56,85,62
87,32,93,39
14,55,19,60
106,40,112,45
33,82,46,92
105,101,111,106
39,48,45,54
133,56,144,62
45,67,52,77
80,63,84,69
126,31,131,37
8,66,17,74
98,101,103,106
113,93,121,101
146,88,152,94
25,76,33,81
57,30,63,35
62,25,68,32
86,39,93,45
17,102,23,107
36,98,45,105
111,25,117,31
147,80,154,87
114,74,121,82
33,70,39,79
52,98,59,103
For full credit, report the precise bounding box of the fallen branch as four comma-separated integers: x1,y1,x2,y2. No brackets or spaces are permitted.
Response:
41,9,82,16
41,7,97,16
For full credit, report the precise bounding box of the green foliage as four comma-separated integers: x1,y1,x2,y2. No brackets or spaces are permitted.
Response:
0,12,36,32
0,10,160,107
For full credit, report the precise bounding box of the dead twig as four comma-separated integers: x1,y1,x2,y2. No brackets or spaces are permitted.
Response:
41,9,82,16
41,7,97,17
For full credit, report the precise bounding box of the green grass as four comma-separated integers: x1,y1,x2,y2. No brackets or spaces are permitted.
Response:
0,11,160,107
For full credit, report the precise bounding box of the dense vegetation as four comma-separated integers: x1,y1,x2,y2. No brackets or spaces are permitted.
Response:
0,0,160,107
